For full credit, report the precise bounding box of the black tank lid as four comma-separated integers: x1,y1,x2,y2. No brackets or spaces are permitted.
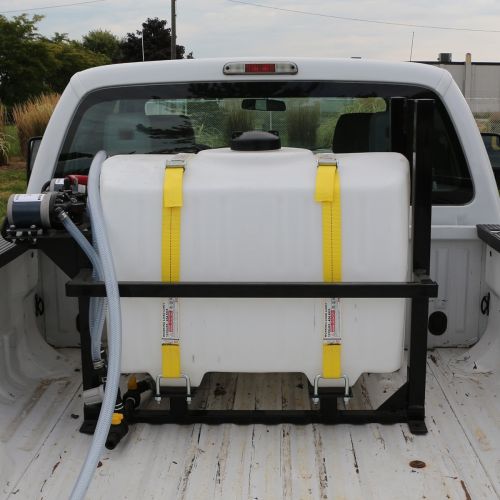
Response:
230,130,281,151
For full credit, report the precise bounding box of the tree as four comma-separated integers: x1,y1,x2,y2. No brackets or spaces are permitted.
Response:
0,15,50,106
118,17,193,63
83,29,121,62
42,39,110,93
0,15,112,106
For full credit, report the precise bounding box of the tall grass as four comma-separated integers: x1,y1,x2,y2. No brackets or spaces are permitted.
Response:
317,114,340,150
193,122,226,149
287,104,320,149
0,103,9,165
4,125,20,157
0,167,26,221
13,93,60,159
223,103,256,142
343,97,386,114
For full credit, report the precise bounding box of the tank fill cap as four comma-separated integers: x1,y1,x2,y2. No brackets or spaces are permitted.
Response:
230,130,281,151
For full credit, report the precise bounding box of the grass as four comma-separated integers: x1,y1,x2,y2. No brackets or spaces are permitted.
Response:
5,125,21,157
224,103,256,141
0,164,26,221
0,92,59,220
287,104,320,149
0,103,25,220
0,102,7,165
13,93,59,159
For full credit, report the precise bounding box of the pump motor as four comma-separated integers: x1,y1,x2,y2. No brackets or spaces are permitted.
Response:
4,177,88,241
7,192,59,229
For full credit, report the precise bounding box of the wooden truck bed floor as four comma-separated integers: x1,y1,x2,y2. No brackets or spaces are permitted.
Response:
3,348,499,500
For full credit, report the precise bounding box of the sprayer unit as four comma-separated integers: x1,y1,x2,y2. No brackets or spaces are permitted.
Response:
1,99,437,467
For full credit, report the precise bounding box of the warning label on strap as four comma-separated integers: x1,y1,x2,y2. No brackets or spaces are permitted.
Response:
162,298,179,344
324,298,341,345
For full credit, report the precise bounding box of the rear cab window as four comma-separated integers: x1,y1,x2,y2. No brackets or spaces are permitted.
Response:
57,82,473,205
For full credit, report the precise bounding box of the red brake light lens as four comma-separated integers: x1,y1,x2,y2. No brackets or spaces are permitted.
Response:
244,63,276,73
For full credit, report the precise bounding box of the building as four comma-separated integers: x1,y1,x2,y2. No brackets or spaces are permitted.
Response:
418,53,500,118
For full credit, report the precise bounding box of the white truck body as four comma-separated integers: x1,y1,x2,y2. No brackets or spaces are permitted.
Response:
0,58,498,499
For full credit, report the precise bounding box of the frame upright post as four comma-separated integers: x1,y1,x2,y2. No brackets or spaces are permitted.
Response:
407,99,434,433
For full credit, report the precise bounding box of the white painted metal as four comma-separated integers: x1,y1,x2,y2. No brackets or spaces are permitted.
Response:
0,252,79,496
428,238,484,346
449,245,500,370
39,252,80,346
427,223,485,348
100,151,409,386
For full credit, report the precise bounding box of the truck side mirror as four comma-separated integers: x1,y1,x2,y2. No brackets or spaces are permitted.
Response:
26,136,43,183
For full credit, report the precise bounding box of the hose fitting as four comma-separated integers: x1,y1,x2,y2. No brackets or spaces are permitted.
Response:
105,413,128,450
83,385,105,407
123,375,153,409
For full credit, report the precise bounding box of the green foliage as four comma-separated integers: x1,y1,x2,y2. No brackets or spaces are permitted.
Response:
0,102,8,164
344,98,386,114
118,17,192,62
287,104,320,149
0,15,51,106
52,32,70,43
5,125,20,157
193,122,226,148
83,29,121,61
0,166,26,221
0,15,111,106
0,133,9,165
43,40,109,93
223,103,256,142
0,14,194,106
317,115,340,150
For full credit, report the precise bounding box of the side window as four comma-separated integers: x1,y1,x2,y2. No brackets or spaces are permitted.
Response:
429,104,473,205
482,134,500,188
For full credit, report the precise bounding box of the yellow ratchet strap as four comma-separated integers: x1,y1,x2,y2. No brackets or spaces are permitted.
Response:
322,344,342,379
161,343,181,379
161,158,185,378
162,167,183,282
315,155,342,379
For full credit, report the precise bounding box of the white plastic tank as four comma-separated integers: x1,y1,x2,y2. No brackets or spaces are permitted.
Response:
100,147,410,386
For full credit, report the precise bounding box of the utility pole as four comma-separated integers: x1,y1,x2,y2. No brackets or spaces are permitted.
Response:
171,0,176,60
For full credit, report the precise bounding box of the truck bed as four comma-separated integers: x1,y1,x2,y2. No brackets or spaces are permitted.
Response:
2,348,498,500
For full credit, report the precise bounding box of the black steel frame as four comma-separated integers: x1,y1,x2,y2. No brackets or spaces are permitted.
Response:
66,98,437,435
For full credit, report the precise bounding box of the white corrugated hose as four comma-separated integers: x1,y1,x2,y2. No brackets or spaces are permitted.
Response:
68,150,122,500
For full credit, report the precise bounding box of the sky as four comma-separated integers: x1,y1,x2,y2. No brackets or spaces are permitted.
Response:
1,0,500,62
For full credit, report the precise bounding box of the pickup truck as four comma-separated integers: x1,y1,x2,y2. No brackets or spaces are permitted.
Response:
0,58,499,500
